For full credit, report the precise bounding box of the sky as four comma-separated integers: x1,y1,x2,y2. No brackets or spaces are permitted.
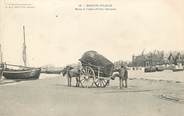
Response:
0,0,184,67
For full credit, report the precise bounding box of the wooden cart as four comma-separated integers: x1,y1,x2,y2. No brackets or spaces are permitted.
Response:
79,51,114,88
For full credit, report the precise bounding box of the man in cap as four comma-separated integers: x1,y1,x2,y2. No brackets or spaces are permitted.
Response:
111,65,128,89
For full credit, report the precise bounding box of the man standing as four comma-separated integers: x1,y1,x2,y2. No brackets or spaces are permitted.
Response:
123,66,128,88
119,65,128,89
111,65,128,89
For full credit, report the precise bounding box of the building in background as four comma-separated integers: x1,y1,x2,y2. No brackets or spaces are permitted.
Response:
132,50,184,67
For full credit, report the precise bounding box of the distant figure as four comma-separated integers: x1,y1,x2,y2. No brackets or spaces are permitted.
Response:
61,66,80,87
111,65,128,89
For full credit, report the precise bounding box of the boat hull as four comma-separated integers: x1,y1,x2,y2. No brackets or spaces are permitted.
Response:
172,69,184,72
156,67,165,72
144,67,157,73
3,68,41,80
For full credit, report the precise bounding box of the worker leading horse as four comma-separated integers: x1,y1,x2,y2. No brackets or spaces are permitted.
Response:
62,65,128,89
111,65,128,89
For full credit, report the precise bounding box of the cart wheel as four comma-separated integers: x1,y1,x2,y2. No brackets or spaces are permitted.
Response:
80,66,95,88
95,78,108,88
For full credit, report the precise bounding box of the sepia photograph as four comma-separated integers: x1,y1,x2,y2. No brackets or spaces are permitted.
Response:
0,0,184,116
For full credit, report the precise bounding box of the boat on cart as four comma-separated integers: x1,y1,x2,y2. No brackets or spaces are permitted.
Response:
79,51,114,88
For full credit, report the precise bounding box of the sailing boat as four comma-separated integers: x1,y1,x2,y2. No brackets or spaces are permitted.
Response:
2,26,41,80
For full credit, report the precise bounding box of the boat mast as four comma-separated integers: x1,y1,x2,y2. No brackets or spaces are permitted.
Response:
22,25,27,67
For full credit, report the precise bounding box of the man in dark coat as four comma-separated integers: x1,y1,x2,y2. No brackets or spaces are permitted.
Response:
111,65,128,89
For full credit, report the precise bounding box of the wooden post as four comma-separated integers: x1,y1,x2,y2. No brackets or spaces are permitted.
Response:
98,67,100,78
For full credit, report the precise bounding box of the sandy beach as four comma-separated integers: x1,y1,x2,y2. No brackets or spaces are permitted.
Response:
0,71,184,116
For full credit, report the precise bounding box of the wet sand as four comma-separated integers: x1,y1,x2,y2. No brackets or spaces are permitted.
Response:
0,75,184,116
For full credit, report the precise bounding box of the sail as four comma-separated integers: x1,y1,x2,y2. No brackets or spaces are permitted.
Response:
22,26,27,67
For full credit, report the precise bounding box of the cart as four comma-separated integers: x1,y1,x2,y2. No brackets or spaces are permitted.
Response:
79,51,114,88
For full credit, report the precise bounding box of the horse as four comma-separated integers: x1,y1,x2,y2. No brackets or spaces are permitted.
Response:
61,66,80,87
111,66,128,89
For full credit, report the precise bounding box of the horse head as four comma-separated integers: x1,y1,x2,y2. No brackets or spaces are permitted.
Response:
111,68,120,80
61,66,74,77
